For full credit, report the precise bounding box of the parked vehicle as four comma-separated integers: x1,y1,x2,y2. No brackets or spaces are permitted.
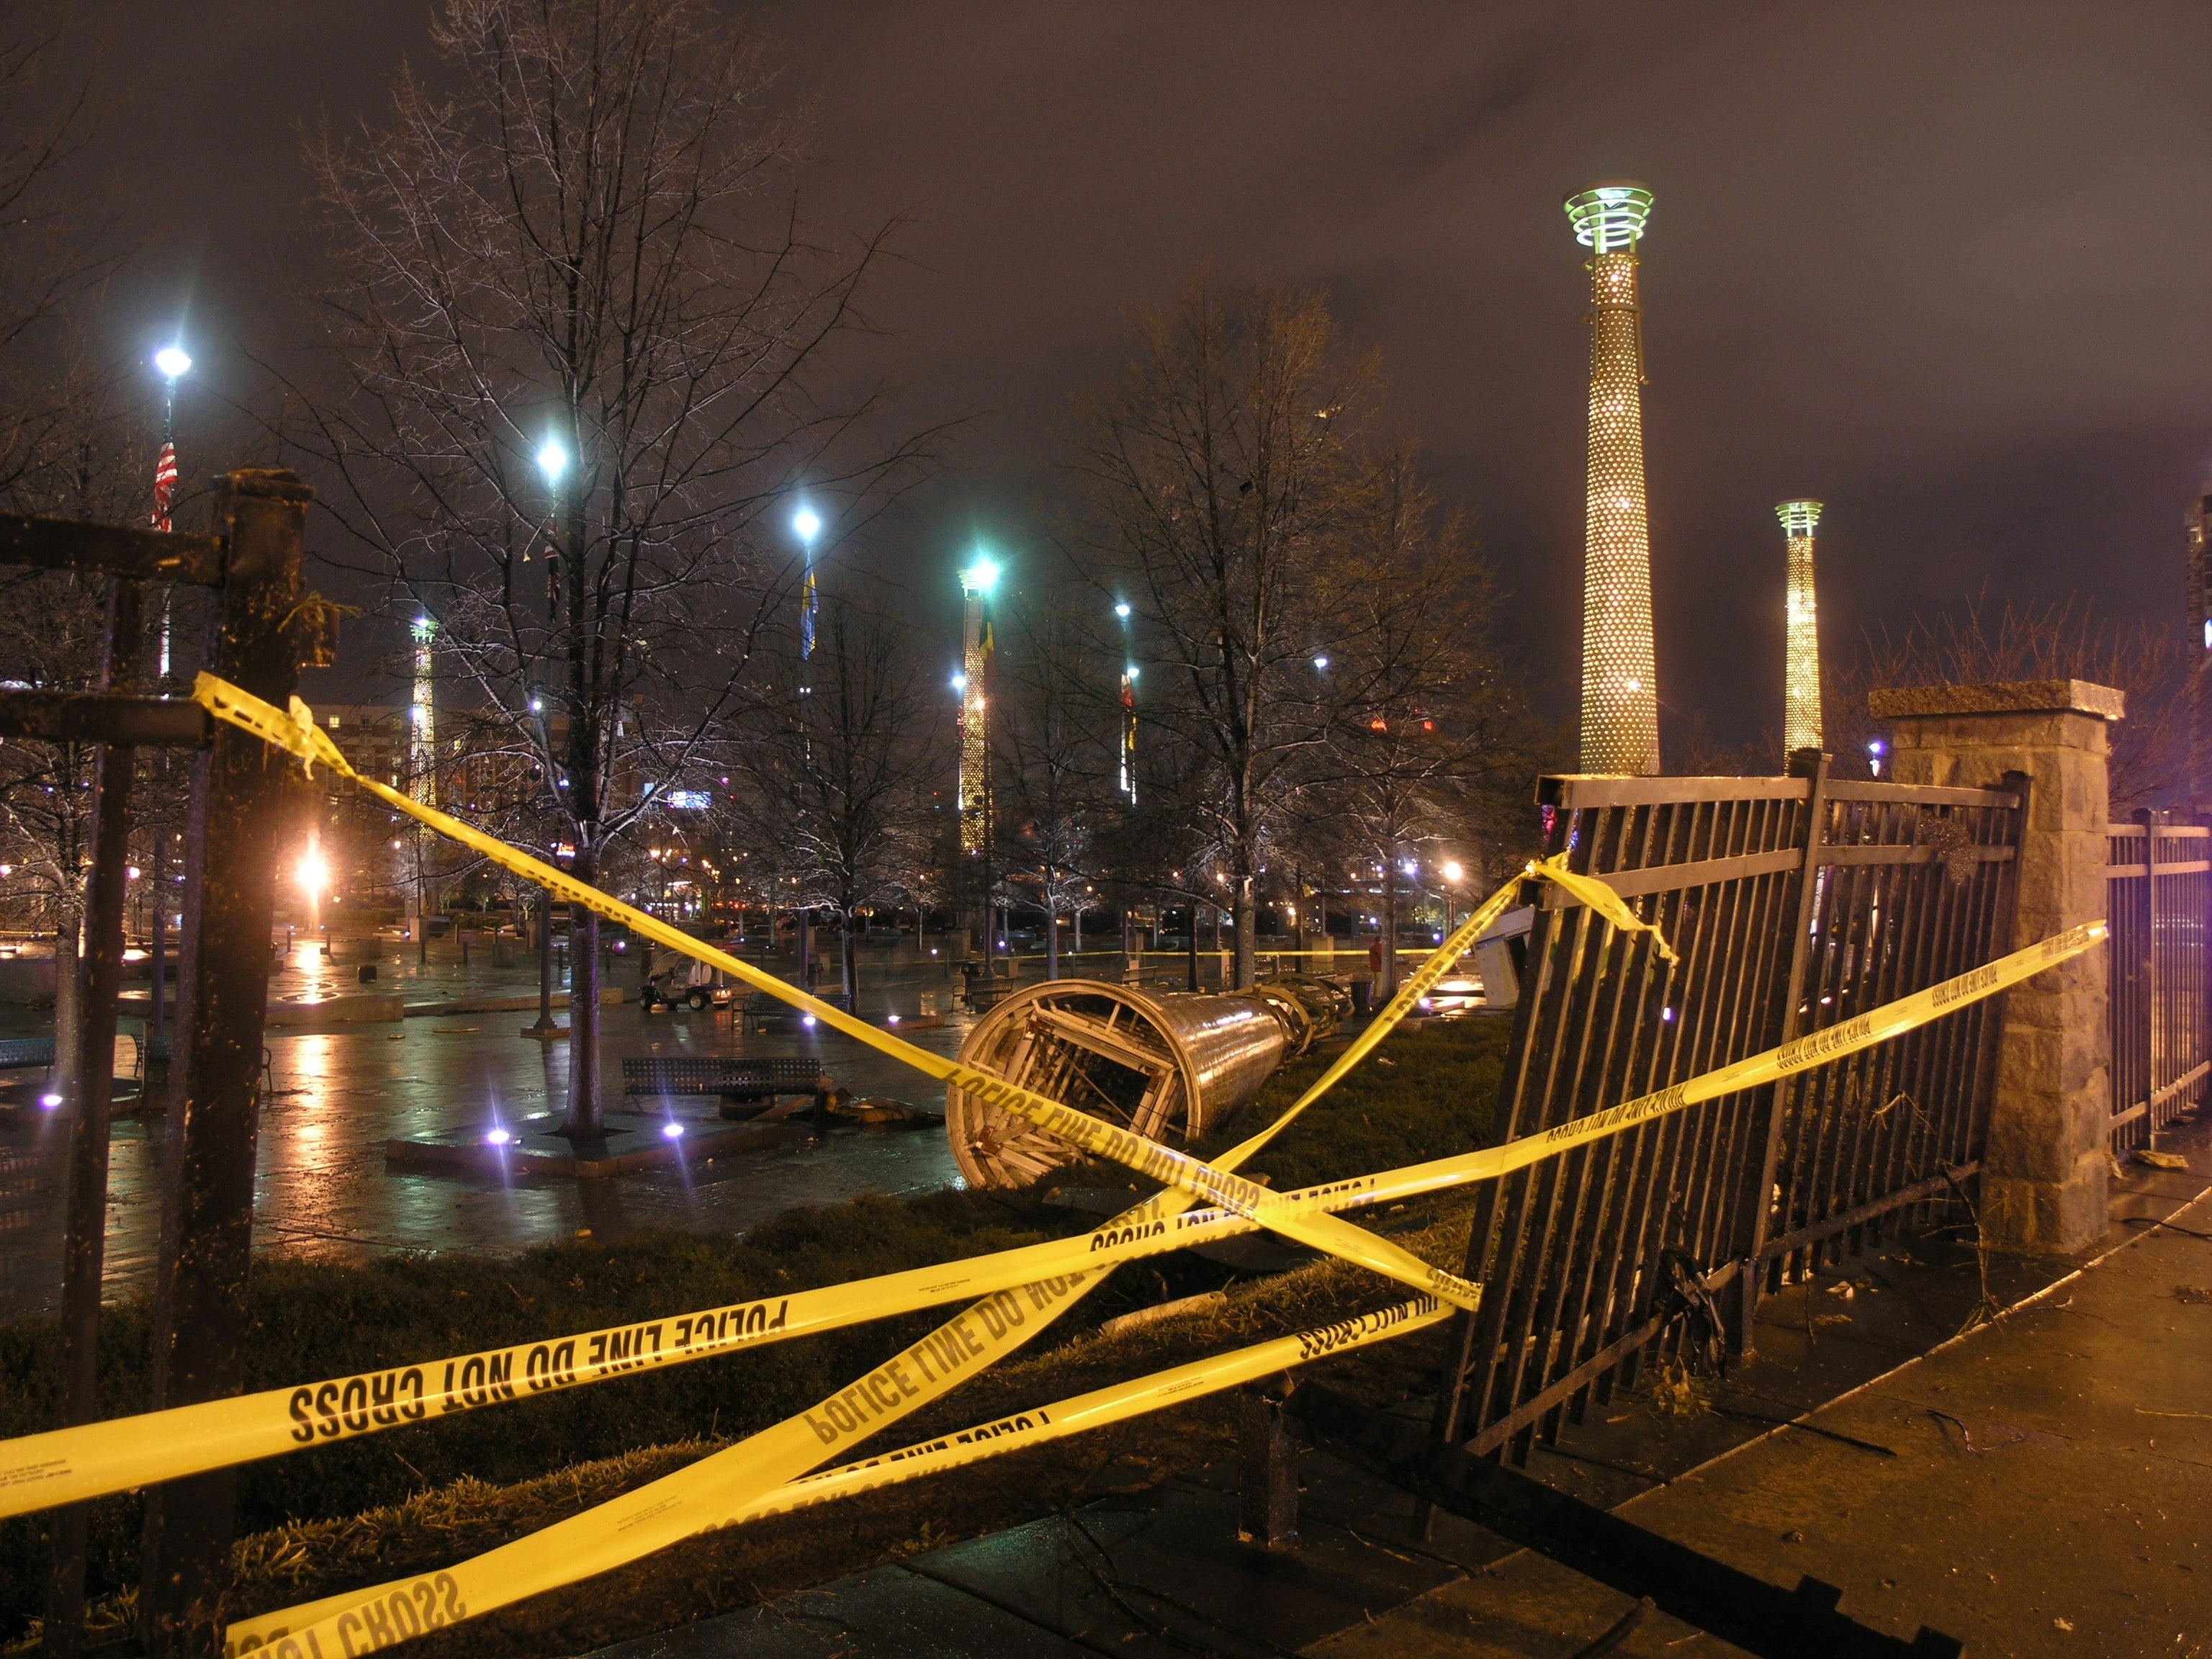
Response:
638,948,733,1012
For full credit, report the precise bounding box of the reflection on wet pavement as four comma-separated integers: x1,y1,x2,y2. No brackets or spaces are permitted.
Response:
0,935,1089,1322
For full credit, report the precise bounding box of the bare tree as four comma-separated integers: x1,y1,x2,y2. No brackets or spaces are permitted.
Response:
292,0,921,1134
1069,276,1514,986
1840,594,2189,810
989,583,1108,979
728,598,943,1006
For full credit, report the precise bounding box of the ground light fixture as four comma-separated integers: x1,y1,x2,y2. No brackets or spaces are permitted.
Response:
661,1120,685,1140
485,1127,512,1146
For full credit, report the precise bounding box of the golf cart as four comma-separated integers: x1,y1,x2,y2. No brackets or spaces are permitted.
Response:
639,948,734,1013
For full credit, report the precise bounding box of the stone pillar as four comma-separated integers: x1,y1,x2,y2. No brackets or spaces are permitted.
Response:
1869,678,2123,1255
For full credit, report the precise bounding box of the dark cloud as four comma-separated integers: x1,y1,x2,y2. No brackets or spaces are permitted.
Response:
86,0,2212,750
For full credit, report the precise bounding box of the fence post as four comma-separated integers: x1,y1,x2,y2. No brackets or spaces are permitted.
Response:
1236,1380,1300,1551
2137,806,2162,1149
1869,678,2120,1255
1734,747,1829,1356
138,471,311,1658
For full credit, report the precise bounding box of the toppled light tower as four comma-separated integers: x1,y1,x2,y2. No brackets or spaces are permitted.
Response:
947,979,1343,1189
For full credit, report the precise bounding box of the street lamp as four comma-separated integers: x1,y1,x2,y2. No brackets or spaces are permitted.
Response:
536,439,567,480
1115,599,1138,803
150,346,191,676
297,835,330,938
793,505,821,673
1441,860,1464,934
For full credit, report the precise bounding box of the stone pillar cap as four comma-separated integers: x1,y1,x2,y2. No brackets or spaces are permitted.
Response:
1868,678,2125,721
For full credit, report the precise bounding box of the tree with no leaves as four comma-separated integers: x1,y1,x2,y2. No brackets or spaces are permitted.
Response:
293,0,921,1135
1069,276,1514,987
726,597,943,1005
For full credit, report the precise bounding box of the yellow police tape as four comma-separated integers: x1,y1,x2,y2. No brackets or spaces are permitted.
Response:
0,867,1527,1524
6,673,2101,1657
215,913,2103,1657
226,1295,1451,1655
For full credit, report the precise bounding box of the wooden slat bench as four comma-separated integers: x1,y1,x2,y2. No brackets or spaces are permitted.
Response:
620,1055,832,1120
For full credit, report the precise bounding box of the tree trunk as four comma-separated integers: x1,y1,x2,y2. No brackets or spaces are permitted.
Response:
1046,872,1060,981
841,916,858,1006
1378,858,1401,999
51,907,81,1105
1234,881,1256,990
562,845,602,1141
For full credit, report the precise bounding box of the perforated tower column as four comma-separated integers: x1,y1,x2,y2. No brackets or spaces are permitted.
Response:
1565,184,1659,775
1778,499,1824,755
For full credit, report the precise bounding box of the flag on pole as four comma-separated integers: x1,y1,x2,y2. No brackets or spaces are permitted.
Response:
801,562,819,660
151,441,177,534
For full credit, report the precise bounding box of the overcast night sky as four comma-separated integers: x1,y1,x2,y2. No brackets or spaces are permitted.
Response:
86,1,2212,754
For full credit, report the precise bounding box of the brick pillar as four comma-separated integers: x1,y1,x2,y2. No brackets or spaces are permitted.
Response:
1869,678,2122,1255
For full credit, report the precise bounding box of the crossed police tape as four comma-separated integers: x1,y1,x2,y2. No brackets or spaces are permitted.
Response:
0,853,1551,1523
7,673,2100,1657
215,904,2099,1657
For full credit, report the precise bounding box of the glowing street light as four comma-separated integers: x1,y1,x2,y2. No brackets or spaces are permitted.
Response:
1442,860,1464,884
1114,601,1131,619
793,506,822,544
536,439,567,481
297,835,331,937
154,346,192,382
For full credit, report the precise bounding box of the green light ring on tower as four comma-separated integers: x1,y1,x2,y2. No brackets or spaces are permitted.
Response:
1564,183,1654,254
1776,500,1823,536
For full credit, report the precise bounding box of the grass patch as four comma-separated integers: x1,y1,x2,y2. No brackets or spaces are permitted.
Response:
0,1015,1509,1647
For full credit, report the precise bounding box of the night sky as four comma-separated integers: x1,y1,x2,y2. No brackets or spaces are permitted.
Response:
84,1,2212,752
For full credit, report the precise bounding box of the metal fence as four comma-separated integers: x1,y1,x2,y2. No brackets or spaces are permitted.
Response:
1434,754,2023,1465
2106,812,2210,1152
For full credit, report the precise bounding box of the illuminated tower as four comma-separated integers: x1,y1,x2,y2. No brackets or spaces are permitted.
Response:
1777,500,1824,755
1565,182,1660,775
2190,494,2212,806
958,555,999,855
409,614,437,806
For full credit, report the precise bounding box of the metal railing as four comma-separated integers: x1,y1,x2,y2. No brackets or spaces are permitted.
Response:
1434,752,2023,1465
2105,812,2210,1151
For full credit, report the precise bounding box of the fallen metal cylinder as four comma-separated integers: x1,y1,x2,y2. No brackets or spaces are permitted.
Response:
946,977,1342,1189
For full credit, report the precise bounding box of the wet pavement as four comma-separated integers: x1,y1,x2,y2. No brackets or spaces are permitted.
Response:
0,934,1052,1323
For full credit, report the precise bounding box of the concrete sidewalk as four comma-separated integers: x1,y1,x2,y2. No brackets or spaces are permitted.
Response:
1317,1179,2212,1658
593,1136,2212,1659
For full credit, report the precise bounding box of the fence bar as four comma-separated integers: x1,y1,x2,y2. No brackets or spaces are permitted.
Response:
0,513,225,585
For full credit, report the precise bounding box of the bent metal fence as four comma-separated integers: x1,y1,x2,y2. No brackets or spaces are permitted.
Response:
2105,811,2210,1152
1435,752,2025,1465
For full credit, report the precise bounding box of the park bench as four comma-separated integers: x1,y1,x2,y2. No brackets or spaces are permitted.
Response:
620,1054,833,1119
0,1036,54,1069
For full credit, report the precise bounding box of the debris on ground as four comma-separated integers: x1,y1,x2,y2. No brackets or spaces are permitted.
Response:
2135,1149,2190,1172
2175,1287,2212,1305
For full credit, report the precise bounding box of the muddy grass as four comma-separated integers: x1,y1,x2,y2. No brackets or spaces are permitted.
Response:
0,1016,1509,1650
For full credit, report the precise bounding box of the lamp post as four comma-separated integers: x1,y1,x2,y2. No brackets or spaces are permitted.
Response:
1115,600,1137,804
792,505,822,987
958,553,999,963
143,346,192,1065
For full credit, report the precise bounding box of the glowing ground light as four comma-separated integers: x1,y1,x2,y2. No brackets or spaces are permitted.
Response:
801,1015,817,1028
40,1092,61,1109
1777,500,1825,754
662,1120,685,1139
485,1127,513,1146
886,1014,901,1025
1565,181,1660,776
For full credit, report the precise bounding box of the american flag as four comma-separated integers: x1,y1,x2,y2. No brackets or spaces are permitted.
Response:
150,441,177,533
